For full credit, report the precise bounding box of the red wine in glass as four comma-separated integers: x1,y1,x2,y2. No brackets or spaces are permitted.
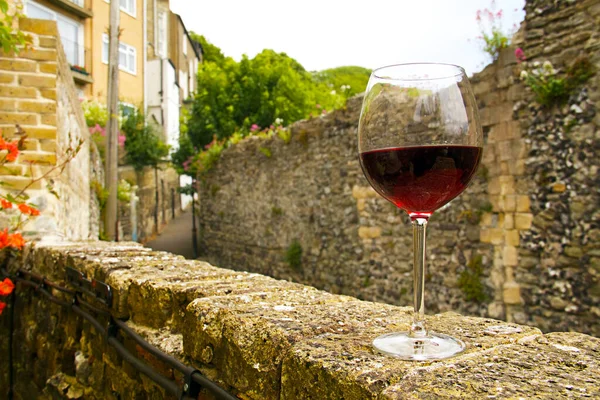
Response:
359,145,482,218
358,63,483,360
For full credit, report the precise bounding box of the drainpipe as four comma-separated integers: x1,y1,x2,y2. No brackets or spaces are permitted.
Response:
143,0,147,115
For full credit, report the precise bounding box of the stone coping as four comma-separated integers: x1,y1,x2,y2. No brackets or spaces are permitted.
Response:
19,240,599,399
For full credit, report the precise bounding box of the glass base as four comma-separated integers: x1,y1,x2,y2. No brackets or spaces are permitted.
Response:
373,331,465,361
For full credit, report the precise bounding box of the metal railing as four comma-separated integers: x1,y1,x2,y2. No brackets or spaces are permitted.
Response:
1,265,237,400
60,37,92,74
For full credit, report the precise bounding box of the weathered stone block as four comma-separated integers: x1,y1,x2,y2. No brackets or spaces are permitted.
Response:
18,74,56,89
0,85,37,98
0,112,37,125
41,114,56,126
40,139,55,152
38,37,57,48
504,195,517,212
352,185,377,199
516,195,531,212
515,213,533,230
40,88,56,100
503,281,521,304
18,150,56,165
505,230,520,247
17,100,56,114
39,62,57,74
358,226,382,239
0,99,16,111
504,213,514,229
18,49,57,62
0,175,43,190
15,126,55,140
19,19,59,36
0,59,37,72
503,246,519,266
0,72,15,83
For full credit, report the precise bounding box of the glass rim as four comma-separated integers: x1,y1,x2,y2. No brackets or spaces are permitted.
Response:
372,62,466,82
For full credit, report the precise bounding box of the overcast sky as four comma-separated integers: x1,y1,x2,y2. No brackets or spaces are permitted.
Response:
170,0,525,76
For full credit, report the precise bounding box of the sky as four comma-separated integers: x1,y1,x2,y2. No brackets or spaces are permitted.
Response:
170,0,526,77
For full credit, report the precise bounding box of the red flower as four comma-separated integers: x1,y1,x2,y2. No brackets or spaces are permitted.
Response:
0,277,15,296
1,199,12,209
0,301,6,314
8,233,25,250
0,138,19,162
18,203,40,216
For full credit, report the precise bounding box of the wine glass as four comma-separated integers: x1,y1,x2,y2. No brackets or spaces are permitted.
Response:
358,63,482,360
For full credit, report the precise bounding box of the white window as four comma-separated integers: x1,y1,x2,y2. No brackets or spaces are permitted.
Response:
25,1,84,67
102,34,137,75
157,10,167,58
104,0,136,17
188,60,194,94
182,34,187,55
120,0,135,16
180,70,188,99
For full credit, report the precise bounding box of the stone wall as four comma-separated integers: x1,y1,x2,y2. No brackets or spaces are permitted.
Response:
196,0,599,336
0,18,92,240
0,242,598,399
118,163,182,243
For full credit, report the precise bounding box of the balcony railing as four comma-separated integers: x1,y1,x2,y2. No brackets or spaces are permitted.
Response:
61,37,93,84
47,0,93,18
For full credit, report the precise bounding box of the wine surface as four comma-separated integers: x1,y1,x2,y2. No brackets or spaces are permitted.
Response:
359,145,482,214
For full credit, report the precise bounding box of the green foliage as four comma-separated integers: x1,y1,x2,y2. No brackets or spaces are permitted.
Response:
82,100,109,128
285,239,303,272
482,28,509,60
312,66,371,98
520,58,595,107
190,33,226,66
0,0,31,55
91,179,108,209
121,108,169,171
117,179,135,203
458,254,488,303
258,147,271,158
185,37,360,150
271,206,283,217
476,3,511,61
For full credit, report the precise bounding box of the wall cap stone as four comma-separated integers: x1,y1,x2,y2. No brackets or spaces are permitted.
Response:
14,241,600,399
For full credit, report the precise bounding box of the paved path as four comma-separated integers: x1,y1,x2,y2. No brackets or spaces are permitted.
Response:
146,208,197,259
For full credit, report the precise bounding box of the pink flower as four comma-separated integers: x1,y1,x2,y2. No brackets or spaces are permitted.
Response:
514,48,526,62
118,134,126,147
496,9,503,18
250,124,260,132
89,124,106,136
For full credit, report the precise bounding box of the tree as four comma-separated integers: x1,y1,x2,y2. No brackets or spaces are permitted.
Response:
312,66,371,98
121,109,169,171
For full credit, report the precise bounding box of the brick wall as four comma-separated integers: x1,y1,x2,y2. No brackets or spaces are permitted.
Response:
0,18,92,240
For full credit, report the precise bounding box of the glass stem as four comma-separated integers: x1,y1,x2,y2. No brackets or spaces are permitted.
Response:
410,216,428,338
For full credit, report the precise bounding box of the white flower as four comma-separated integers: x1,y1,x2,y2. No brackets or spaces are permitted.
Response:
520,70,529,79
330,90,337,95
542,61,556,75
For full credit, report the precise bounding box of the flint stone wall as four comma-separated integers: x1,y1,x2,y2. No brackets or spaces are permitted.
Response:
0,242,598,399
196,0,600,336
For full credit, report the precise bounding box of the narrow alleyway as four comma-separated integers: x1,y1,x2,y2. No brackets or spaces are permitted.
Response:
146,208,197,259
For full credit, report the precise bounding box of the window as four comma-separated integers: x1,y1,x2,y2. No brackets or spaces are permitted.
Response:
182,34,187,55
156,10,167,58
120,0,135,16
104,0,136,17
102,34,137,75
25,1,84,67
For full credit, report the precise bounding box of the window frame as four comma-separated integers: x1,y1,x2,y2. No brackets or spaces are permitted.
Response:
24,1,84,66
103,0,137,19
102,33,137,75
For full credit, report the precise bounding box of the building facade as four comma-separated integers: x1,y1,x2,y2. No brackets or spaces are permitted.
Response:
21,0,200,146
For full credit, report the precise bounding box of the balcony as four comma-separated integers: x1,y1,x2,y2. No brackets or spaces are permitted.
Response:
61,38,93,85
46,0,93,18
